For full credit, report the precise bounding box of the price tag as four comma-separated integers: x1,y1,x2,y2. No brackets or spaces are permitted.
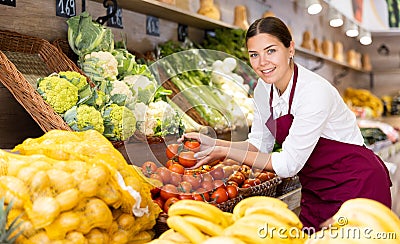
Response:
107,6,123,29
56,0,76,18
0,0,16,7
146,15,160,37
177,23,188,42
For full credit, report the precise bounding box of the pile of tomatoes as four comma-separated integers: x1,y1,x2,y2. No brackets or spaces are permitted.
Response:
141,160,239,213
141,139,277,214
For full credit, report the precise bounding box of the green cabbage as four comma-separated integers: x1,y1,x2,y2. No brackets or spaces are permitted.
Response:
67,11,114,57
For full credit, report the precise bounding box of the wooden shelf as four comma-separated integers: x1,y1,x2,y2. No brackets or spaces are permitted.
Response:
295,46,369,73
91,0,238,29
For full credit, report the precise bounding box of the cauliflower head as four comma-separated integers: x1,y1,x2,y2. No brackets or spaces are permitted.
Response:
102,104,136,141
81,51,118,84
110,80,135,108
64,104,104,133
59,71,88,91
37,75,79,114
123,75,157,104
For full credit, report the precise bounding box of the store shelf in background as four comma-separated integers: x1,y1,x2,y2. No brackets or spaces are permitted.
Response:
295,46,369,73
375,141,400,162
90,0,237,29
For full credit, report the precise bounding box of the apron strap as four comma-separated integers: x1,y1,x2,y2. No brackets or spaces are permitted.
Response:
269,64,298,114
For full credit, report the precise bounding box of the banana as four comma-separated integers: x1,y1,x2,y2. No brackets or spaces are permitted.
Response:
159,229,191,243
223,212,235,226
167,199,228,227
244,205,303,229
223,224,277,244
334,198,400,233
146,239,176,244
166,215,206,244
182,215,224,237
233,196,288,221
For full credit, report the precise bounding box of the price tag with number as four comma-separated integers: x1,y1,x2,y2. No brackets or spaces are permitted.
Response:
107,6,123,29
56,0,76,18
146,16,160,37
0,0,16,7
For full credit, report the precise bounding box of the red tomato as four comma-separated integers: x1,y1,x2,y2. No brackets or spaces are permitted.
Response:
166,144,180,159
141,161,158,176
178,151,197,168
184,140,201,153
193,187,210,201
200,180,214,192
182,173,202,190
226,180,239,188
178,181,193,194
229,172,245,186
163,197,179,213
153,197,164,210
226,185,238,199
241,183,252,188
160,184,179,201
169,173,182,186
165,159,175,169
256,172,270,182
244,178,257,186
149,173,163,184
168,163,185,175
201,173,214,183
213,179,226,190
156,167,172,184
211,187,229,204
210,167,225,180
178,194,193,200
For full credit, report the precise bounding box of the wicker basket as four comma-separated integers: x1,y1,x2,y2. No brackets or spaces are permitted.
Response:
52,38,79,63
238,176,282,198
276,175,301,196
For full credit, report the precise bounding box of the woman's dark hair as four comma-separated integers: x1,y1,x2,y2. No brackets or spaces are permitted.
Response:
246,17,292,48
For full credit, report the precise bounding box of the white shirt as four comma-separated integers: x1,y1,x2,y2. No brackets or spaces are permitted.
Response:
247,64,364,177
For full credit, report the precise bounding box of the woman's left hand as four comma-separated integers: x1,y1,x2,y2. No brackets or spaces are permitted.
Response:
188,145,227,169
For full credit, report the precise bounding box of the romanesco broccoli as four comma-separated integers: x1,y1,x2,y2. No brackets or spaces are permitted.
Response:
102,104,136,141
37,75,79,114
64,105,104,133
59,71,93,104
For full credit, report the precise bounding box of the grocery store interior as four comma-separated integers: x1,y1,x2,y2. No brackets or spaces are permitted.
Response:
1,0,400,243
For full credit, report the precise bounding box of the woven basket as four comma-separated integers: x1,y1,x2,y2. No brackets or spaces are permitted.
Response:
276,175,301,196
238,176,282,198
52,38,79,63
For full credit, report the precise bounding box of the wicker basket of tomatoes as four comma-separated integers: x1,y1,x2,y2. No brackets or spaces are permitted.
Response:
218,160,282,198
275,175,301,196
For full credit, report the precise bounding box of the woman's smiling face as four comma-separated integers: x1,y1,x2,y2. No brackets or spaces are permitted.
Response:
247,33,294,87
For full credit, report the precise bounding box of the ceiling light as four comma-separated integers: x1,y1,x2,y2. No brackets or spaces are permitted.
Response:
345,20,359,37
359,28,372,45
306,0,322,15
328,7,343,27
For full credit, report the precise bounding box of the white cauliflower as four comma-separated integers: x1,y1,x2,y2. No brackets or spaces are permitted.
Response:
81,51,119,83
110,80,135,109
134,101,179,136
123,75,157,104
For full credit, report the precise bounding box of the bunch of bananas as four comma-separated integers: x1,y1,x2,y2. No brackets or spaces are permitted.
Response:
149,196,307,244
225,196,307,243
306,198,400,243
343,87,384,118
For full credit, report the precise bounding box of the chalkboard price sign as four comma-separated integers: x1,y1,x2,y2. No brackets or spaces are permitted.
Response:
107,6,123,29
0,0,16,7
56,0,76,18
146,16,160,37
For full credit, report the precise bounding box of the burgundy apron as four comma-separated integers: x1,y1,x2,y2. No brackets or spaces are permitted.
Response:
265,64,392,230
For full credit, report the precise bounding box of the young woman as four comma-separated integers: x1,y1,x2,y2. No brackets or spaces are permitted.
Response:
179,17,392,230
